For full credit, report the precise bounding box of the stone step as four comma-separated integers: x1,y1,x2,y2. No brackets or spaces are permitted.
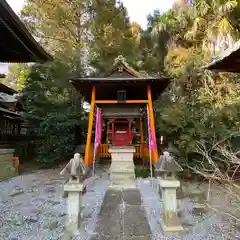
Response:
110,168,135,174
110,162,135,168
110,173,136,182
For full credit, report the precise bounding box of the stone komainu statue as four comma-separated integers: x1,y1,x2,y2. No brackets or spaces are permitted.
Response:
60,153,90,178
60,153,91,197
160,151,171,162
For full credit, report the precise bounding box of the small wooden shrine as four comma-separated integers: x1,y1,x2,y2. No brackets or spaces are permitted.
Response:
205,39,240,73
70,56,171,165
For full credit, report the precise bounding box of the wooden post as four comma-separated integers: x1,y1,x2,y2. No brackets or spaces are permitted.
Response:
112,122,114,145
147,84,158,164
84,86,96,165
139,118,144,158
128,121,131,144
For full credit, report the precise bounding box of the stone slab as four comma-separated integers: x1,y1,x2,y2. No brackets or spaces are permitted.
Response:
102,190,122,205
95,189,122,236
122,189,141,205
160,220,185,236
124,235,152,240
95,207,122,236
110,171,135,178
90,234,121,240
123,205,151,236
109,179,136,190
92,187,152,239
100,198,120,214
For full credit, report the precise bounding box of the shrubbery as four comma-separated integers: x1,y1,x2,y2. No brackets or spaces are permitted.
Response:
21,59,87,168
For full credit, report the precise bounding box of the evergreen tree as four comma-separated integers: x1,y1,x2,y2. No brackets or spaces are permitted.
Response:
90,0,139,73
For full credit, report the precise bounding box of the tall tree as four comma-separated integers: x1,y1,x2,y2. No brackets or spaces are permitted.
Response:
89,0,140,73
147,0,240,169
21,0,90,65
21,57,87,167
1,63,29,90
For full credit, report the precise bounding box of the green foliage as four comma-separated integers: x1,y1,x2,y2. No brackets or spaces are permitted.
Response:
90,0,139,73
21,0,90,57
36,111,84,167
152,3,240,168
1,63,28,90
135,166,150,178
17,0,240,172
22,58,87,168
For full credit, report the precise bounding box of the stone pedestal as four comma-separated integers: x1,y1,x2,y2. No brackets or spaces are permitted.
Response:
64,181,84,233
0,148,16,181
159,178,184,236
109,146,136,189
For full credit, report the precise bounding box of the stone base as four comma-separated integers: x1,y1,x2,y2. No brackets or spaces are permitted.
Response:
109,171,136,189
192,203,206,215
109,146,136,189
159,179,181,188
161,220,185,236
64,183,84,233
63,182,85,192
63,184,86,198
0,148,16,181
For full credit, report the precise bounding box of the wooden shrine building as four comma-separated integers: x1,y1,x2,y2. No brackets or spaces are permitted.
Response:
0,0,52,62
0,0,52,146
0,83,25,145
0,0,51,179
205,40,240,73
71,56,171,165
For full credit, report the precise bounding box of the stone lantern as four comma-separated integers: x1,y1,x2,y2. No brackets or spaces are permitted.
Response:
60,153,88,234
154,151,184,236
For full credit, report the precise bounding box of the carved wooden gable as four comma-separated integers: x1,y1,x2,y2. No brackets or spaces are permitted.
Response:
106,55,142,78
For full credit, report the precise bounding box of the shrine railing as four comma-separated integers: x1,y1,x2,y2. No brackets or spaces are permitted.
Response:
98,144,148,159
99,144,111,159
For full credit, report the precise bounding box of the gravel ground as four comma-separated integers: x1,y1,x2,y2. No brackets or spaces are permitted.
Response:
0,167,109,240
137,178,240,240
1,166,240,240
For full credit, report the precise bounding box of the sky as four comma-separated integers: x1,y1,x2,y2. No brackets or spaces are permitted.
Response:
6,0,174,29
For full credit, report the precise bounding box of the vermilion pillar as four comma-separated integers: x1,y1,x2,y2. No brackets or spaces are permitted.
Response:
84,86,96,165
147,84,158,164
128,121,131,144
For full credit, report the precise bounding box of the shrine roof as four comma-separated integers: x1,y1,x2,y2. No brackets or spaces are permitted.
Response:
70,56,171,102
0,83,17,95
204,40,240,73
0,106,21,117
0,0,52,63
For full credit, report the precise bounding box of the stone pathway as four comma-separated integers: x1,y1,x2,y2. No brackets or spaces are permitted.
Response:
90,189,152,240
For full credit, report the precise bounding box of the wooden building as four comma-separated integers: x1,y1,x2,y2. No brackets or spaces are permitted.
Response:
0,83,24,145
0,0,52,62
205,39,240,73
0,0,51,144
70,56,171,165
0,0,51,179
